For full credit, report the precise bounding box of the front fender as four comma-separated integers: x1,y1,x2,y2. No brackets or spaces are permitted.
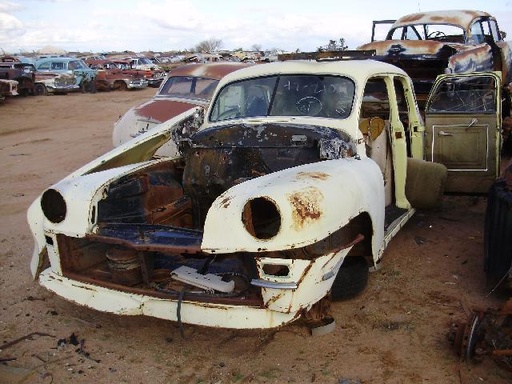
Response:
202,157,385,256
28,196,47,278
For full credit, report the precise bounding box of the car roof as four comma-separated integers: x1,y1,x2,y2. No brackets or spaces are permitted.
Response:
215,59,408,87
168,62,252,80
36,57,82,63
392,10,492,29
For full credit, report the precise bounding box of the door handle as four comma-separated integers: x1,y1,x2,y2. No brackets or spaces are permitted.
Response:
438,131,453,136
466,117,478,130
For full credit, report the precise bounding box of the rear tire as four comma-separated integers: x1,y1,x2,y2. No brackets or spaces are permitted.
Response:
330,257,369,301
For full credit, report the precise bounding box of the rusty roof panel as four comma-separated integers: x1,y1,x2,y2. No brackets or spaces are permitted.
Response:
393,10,492,29
169,62,252,80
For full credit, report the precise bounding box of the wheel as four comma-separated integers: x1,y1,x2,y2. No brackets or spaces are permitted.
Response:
33,83,47,96
81,80,97,93
296,96,323,116
115,81,128,91
330,257,369,301
217,106,240,121
427,31,446,39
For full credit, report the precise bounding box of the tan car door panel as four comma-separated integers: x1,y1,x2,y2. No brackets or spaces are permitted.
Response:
425,72,501,194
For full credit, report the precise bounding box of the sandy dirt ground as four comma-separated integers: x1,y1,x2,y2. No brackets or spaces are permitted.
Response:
1,89,512,384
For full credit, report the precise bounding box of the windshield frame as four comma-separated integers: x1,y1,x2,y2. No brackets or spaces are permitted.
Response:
208,74,356,123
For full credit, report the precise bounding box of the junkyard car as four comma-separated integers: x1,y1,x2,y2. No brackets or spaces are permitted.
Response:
35,57,97,92
28,59,448,330
113,58,166,87
112,62,251,156
86,60,148,92
358,10,512,102
33,72,80,95
0,57,35,96
0,78,18,100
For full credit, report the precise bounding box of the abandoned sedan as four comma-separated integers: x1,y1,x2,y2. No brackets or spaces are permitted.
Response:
358,10,512,101
28,59,446,331
112,62,251,157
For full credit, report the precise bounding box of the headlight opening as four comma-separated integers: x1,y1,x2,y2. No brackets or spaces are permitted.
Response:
242,197,281,239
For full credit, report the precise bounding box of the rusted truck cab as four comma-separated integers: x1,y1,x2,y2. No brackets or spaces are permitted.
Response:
359,10,512,105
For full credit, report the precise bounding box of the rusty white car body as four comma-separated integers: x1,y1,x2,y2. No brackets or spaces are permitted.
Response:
0,78,18,100
358,10,512,101
112,62,251,157
28,59,445,330
33,72,80,95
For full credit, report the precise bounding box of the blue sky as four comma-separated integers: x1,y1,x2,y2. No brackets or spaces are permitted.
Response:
1,0,512,54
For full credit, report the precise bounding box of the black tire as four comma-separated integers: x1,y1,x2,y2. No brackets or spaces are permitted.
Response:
484,178,512,290
330,257,369,301
115,81,128,91
33,83,47,96
81,80,97,93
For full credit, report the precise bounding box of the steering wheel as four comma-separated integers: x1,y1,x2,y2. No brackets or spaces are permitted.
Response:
296,96,323,116
427,31,446,39
217,106,241,120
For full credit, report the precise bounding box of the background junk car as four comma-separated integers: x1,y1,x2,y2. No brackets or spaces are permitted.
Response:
112,58,166,88
86,59,148,92
28,59,448,332
33,72,80,95
0,56,35,96
0,78,18,100
358,10,512,105
35,56,97,92
112,62,252,157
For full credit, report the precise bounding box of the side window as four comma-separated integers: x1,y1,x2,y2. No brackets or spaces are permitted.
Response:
393,78,410,125
51,62,64,70
361,78,390,121
489,19,501,41
389,28,404,40
470,22,485,44
37,62,50,70
404,26,420,40
481,19,492,41
427,75,497,113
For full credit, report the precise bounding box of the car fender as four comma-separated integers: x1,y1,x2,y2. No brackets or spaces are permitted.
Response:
202,156,385,260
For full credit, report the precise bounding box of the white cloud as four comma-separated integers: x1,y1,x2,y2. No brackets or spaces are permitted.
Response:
1,0,512,54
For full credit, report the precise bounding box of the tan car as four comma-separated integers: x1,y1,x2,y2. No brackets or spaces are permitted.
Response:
28,58,447,333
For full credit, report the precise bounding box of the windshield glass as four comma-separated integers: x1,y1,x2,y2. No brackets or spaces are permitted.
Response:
69,60,88,70
389,24,464,41
209,74,355,122
158,76,219,101
139,57,153,65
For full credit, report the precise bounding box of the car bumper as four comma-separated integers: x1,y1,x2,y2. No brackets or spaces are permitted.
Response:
47,84,81,93
127,79,149,89
37,268,299,329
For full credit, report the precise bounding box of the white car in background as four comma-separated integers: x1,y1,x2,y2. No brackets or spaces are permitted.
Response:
112,62,251,157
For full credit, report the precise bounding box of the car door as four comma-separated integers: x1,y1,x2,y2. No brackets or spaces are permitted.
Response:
425,72,501,194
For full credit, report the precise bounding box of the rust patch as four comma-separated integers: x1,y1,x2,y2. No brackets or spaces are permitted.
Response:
296,171,330,181
287,187,324,230
394,10,489,29
136,99,196,123
169,62,252,80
